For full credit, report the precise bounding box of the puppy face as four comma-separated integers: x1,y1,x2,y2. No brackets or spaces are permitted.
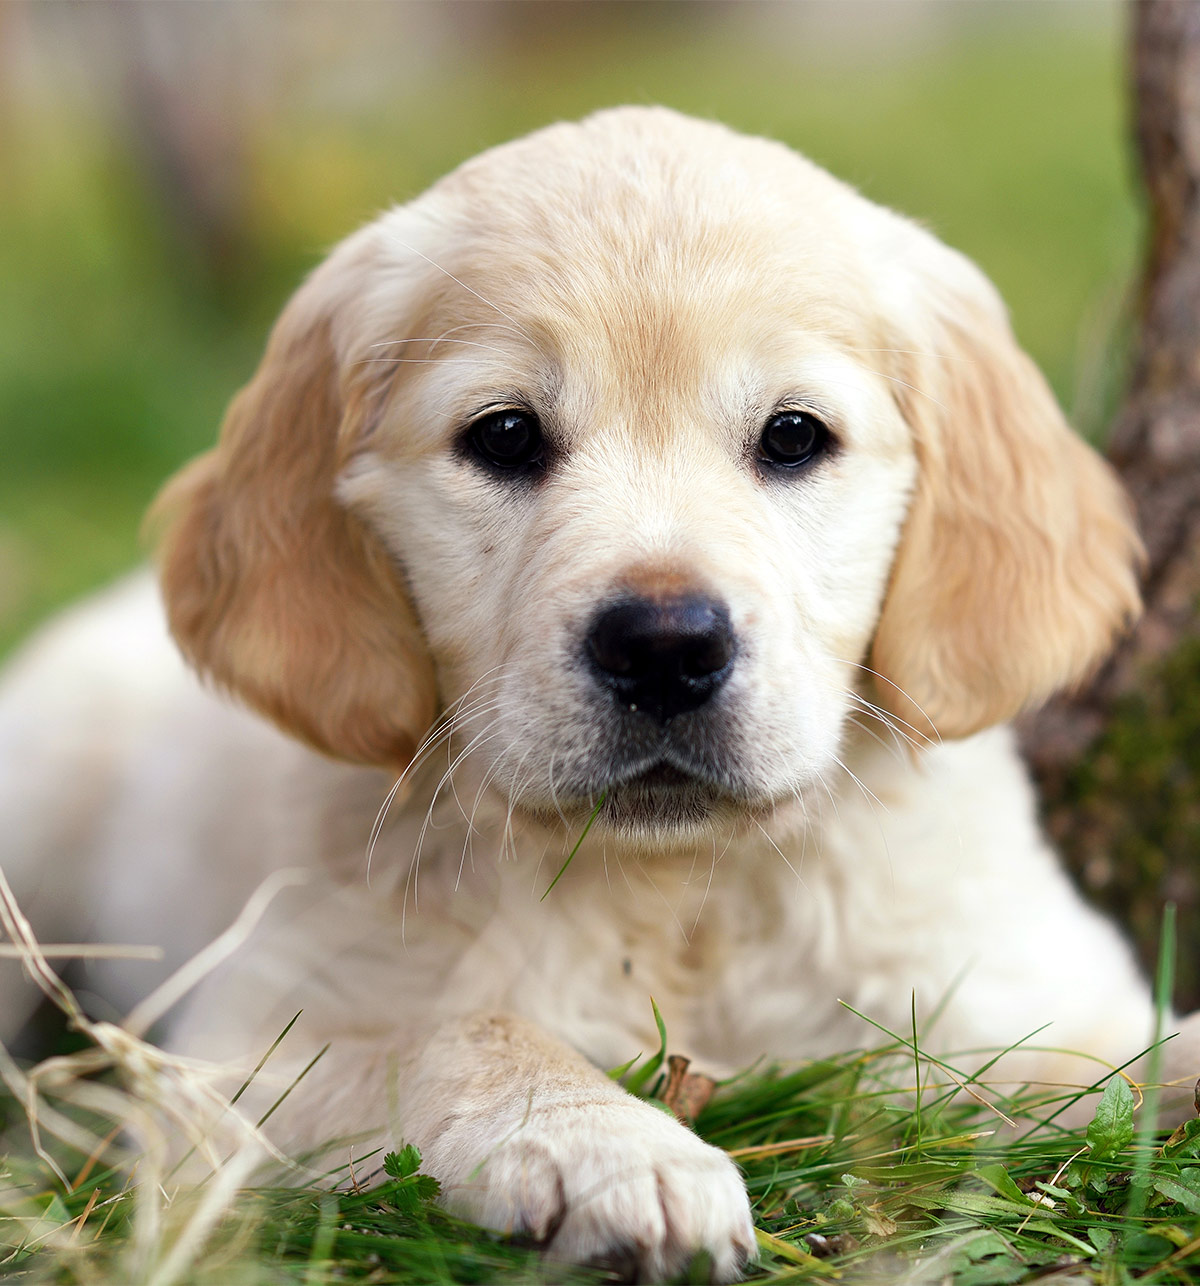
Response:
154,108,1140,846
340,201,914,839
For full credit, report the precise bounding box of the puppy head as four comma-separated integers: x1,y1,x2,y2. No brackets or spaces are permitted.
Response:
153,108,1139,840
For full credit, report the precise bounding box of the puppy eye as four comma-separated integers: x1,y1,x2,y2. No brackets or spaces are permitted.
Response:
758,410,832,469
466,409,545,472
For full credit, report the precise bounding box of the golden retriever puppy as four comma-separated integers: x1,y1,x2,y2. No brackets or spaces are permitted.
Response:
1,107,1194,1280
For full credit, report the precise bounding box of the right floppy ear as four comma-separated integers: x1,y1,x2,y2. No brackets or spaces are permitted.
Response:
150,237,436,768
867,245,1142,742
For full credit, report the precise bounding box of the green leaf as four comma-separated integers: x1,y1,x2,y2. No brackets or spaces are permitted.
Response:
952,1258,1028,1286
853,1161,966,1184
1162,1115,1200,1160
1087,1226,1115,1253
384,1144,422,1179
1086,1076,1135,1160
974,1163,1032,1205
1125,1231,1178,1261
382,1174,441,1211
1022,1220,1096,1256
959,1232,1013,1263
1150,1167,1200,1214
753,1229,823,1268
906,1190,1033,1219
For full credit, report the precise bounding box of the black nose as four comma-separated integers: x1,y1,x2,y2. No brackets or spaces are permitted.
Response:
586,594,735,721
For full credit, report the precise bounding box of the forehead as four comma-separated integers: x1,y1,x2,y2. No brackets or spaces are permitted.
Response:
378,113,899,435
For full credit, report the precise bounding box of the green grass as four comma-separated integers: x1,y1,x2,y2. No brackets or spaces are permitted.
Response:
5,1015,1200,1284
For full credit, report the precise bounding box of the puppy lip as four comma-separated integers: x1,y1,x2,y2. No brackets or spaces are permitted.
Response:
512,756,786,836
624,762,696,789
519,756,724,827
600,747,721,793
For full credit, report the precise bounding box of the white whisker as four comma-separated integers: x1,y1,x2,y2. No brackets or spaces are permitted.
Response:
637,865,691,944
830,752,892,819
402,723,508,937
811,768,843,824
834,657,942,745
751,818,810,895
689,830,734,937
851,346,969,363
847,713,908,762
444,702,509,829
845,689,921,749
458,740,518,890
355,357,498,367
365,669,511,882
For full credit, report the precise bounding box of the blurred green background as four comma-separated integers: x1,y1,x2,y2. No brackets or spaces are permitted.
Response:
0,0,1140,656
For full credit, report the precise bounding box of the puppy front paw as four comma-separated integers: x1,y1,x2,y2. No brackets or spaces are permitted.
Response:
431,1092,755,1281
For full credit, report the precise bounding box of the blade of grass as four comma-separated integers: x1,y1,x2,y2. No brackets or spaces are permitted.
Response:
166,1011,305,1185
232,1012,304,1107
540,793,605,902
911,991,923,1155
625,998,669,1096
257,1044,330,1130
607,1052,642,1080
1127,901,1176,1221
303,1194,339,1286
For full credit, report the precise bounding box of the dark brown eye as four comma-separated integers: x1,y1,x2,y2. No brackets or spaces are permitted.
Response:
758,410,831,469
467,409,544,471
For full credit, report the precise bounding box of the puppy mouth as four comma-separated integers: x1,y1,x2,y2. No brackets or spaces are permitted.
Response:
622,762,697,790
509,708,768,835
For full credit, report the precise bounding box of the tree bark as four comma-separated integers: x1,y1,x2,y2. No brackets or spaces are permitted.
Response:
1021,0,1200,1002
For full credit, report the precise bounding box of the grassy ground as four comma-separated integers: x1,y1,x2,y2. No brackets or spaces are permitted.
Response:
5,998,1200,1284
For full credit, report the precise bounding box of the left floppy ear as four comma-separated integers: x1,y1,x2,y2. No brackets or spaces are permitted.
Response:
150,227,438,768
870,259,1142,742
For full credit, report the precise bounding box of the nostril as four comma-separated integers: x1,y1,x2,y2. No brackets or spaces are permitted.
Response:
679,614,734,679
587,603,643,677
585,595,736,720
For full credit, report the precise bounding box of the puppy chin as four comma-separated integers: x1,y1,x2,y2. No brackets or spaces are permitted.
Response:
601,774,725,841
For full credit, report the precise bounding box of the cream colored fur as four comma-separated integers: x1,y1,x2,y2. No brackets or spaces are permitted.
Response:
0,108,1193,1281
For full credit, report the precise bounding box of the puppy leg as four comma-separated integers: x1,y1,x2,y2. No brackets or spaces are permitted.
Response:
399,1013,755,1282
254,1013,754,1281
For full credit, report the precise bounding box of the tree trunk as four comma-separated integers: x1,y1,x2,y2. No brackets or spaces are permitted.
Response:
1021,0,1200,1004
